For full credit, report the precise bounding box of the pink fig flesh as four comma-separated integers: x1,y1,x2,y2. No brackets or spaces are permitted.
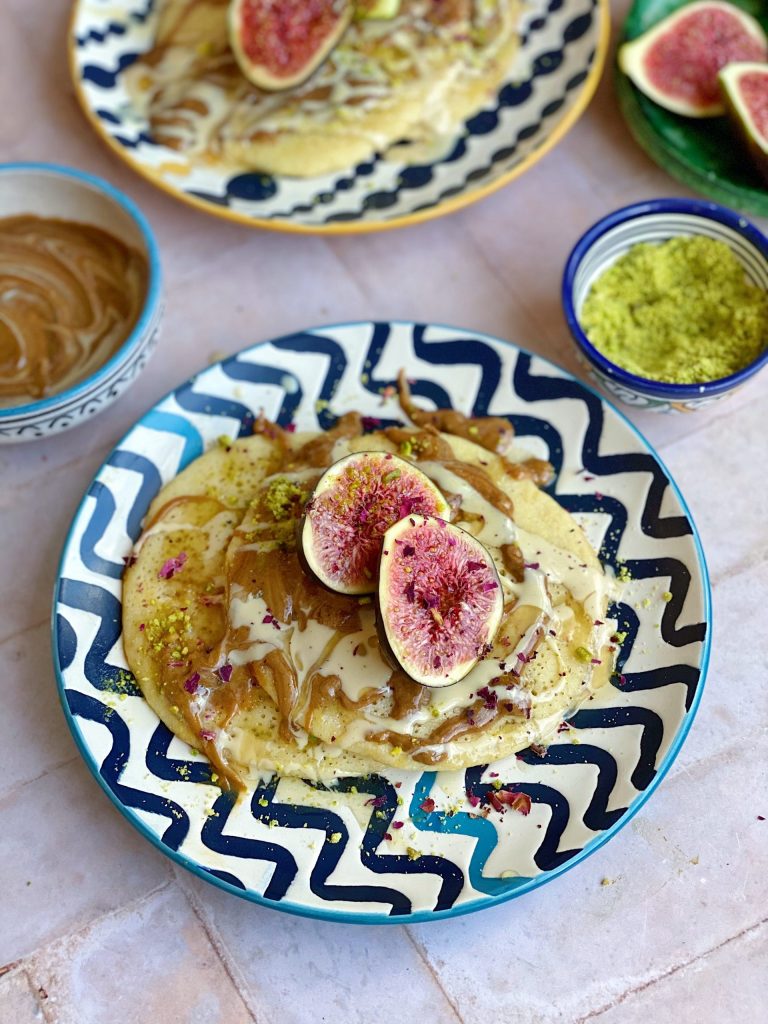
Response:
300,452,450,595
619,1,768,118
229,0,353,92
377,514,504,687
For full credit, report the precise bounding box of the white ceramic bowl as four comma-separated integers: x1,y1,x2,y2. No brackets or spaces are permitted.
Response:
0,162,162,443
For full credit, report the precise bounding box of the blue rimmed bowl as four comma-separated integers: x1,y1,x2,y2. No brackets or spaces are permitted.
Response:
0,162,162,443
562,198,768,413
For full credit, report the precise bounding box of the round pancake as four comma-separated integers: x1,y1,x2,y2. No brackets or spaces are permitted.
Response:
124,0,523,177
122,435,375,786
221,431,616,773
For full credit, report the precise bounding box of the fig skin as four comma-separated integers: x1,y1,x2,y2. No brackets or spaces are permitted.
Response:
619,1,768,118
299,451,450,596
376,514,504,688
229,0,353,92
720,62,768,185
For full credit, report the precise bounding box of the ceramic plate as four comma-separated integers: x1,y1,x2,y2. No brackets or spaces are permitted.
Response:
69,0,608,233
53,322,710,923
616,0,768,217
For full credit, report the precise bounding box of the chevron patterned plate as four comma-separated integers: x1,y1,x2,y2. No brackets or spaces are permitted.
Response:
53,322,710,922
68,0,608,232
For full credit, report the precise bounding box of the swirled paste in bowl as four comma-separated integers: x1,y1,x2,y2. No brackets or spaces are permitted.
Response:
0,215,148,405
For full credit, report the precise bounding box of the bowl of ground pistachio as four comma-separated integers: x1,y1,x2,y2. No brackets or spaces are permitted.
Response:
0,163,162,442
562,198,768,412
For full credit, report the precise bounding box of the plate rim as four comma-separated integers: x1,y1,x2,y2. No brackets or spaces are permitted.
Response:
51,319,712,924
67,0,611,235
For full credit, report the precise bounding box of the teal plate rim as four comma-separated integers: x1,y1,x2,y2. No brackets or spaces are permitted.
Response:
51,321,712,925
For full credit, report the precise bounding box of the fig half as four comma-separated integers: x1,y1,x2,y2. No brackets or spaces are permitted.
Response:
720,62,768,184
619,1,768,118
299,452,450,595
377,515,504,688
229,0,353,92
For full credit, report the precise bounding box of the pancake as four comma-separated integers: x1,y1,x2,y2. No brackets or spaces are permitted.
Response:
123,0,522,177
122,433,373,784
223,432,616,773
122,400,618,788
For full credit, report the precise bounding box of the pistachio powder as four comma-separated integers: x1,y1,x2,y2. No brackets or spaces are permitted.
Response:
580,236,768,384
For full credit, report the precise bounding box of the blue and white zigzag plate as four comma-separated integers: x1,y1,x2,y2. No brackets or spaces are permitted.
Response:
53,322,710,923
69,0,608,233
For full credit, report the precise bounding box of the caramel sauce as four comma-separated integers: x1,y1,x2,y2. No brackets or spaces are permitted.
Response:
505,458,555,488
146,386,564,784
397,369,514,455
287,412,363,469
383,426,455,462
0,215,147,403
501,542,526,583
440,460,515,518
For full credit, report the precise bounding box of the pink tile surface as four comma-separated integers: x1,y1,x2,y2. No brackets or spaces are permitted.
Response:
179,875,461,1024
1,761,170,962
1,0,766,1020
0,969,45,1024
27,886,254,1024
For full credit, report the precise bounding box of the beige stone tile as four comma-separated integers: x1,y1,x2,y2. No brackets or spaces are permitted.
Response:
407,730,768,1024
0,760,170,963
668,562,768,777
0,464,103,645
27,885,253,1024
181,875,461,1024
658,394,768,584
588,920,768,1024
0,624,78,799
0,969,45,1024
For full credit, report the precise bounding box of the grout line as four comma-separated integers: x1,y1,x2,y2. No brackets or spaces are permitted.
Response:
0,756,80,809
175,867,262,1024
0,442,117,510
18,879,174,968
403,926,467,1024
574,915,768,1024
710,547,768,590
0,614,50,650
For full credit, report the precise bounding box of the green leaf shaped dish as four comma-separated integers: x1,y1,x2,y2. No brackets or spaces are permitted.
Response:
616,0,768,216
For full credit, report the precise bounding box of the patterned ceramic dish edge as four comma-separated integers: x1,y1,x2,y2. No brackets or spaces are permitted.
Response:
0,163,163,443
68,0,609,234
52,321,711,923
562,198,768,413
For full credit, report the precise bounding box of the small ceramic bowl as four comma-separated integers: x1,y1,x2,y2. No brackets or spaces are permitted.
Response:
0,162,162,443
562,198,768,412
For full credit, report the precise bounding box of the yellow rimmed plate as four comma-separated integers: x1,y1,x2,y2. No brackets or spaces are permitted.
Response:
69,0,609,234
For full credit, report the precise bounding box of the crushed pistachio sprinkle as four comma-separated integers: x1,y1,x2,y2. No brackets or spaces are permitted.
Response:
580,236,768,384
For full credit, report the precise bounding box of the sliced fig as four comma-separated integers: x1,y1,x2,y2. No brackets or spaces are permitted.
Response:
720,62,768,183
229,0,353,92
377,515,504,688
299,452,450,595
619,1,768,118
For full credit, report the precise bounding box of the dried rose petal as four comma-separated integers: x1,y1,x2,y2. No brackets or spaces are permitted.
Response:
467,790,480,808
217,663,233,683
157,552,187,579
419,798,436,813
391,820,404,829
365,795,387,808
199,729,216,742
476,686,498,710
184,673,200,694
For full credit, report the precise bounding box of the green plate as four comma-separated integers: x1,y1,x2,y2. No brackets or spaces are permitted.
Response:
616,0,768,216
